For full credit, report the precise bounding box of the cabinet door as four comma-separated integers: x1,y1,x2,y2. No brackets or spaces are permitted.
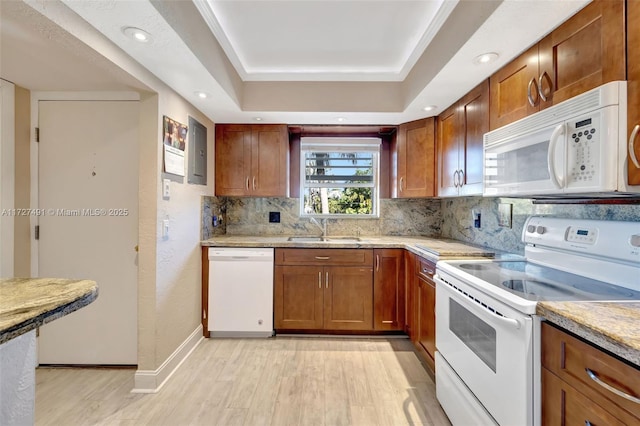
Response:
215,124,252,196
542,368,626,426
628,0,640,185
437,103,460,197
324,266,373,330
417,275,435,368
459,80,489,196
373,249,405,330
274,266,323,330
396,118,436,198
489,45,540,130
250,124,288,197
538,0,625,109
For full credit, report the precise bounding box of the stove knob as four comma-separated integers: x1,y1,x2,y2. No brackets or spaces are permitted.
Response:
536,226,546,234
631,234,640,247
527,225,536,233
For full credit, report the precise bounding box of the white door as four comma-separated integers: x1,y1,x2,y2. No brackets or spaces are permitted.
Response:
37,100,138,365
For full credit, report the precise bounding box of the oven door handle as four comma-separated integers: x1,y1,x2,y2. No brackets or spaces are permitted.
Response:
437,277,521,329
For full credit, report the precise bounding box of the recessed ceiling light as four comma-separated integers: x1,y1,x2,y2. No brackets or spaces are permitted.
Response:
423,105,437,112
194,91,209,99
122,27,152,43
336,117,346,122
254,117,263,121
473,52,499,65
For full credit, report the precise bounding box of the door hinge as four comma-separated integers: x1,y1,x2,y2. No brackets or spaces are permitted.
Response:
35,127,40,142
35,225,40,240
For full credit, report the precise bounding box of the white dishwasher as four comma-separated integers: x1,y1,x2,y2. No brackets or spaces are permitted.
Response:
208,247,274,337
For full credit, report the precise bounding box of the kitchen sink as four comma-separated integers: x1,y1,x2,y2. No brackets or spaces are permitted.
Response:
323,237,361,242
286,236,361,242
287,236,324,242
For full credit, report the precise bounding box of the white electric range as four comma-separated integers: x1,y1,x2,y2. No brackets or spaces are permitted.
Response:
434,216,640,426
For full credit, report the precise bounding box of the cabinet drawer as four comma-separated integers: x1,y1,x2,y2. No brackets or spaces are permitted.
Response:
275,248,373,266
416,256,436,282
542,367,626,426
541,322,640,423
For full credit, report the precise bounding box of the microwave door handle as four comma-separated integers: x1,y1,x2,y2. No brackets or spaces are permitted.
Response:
548,123,565,189
629,124,640,169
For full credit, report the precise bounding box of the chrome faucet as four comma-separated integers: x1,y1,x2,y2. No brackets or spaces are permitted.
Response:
309,217,327,237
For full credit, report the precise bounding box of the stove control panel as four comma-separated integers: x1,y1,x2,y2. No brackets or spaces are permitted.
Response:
565,226,598,245
523,216,640,262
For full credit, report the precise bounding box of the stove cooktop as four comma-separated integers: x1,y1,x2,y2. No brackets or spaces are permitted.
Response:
444,260,640,302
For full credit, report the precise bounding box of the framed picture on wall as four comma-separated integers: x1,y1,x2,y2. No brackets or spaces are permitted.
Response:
162,115,187,176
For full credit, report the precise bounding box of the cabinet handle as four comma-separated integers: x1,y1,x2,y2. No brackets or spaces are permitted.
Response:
376,255,379,272
245,177,250,191
453,170,459,188
538,71,552,102
252,176,256,191
315,256,330,260
629,124,640,169
585,422,592,426
527,78,539,107
399,177,404,193
382,321,394,324
422,268,434,275
585,368,640,404
326,272,329,288
318,271,322,289
458,169,465,187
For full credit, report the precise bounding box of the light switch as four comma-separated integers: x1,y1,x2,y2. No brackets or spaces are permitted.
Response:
162,219,169,238
163,179,170,199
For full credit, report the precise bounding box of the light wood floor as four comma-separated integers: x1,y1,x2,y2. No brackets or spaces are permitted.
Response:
35,337,451,426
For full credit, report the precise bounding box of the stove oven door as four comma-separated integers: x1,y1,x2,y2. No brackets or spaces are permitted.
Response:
435,273,533,426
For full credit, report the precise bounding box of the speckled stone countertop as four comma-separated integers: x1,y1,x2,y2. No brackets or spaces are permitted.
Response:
201,235,499,262
0,278,98,344
537,301,640,367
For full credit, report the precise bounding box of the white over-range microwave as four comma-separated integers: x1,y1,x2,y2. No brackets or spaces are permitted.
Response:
483,81,640,197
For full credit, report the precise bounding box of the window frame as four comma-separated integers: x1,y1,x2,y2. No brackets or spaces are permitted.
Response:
299,137,381,219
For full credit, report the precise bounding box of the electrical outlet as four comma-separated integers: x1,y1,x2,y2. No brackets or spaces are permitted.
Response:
498,203,513,228
269,211,281,223
163,179,170,199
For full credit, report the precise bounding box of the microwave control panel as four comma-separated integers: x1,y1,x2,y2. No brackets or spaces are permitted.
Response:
566,114,600,185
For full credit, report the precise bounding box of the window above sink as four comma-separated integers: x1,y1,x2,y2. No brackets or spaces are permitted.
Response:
300,137,380,219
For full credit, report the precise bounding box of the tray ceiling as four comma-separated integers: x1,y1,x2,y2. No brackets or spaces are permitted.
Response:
4,0,590,124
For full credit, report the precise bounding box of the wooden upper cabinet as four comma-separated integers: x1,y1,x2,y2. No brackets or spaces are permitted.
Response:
628,0,640,185
438,80,489,197
538,0,625,109
393,118,436,198
489,0,625,130
214,125,252,196
489,45,540,130
215,124,288,196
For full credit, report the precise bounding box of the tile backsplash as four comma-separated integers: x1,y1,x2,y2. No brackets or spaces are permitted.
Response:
440,197,640,254
202,196,442,239
203,195,640,256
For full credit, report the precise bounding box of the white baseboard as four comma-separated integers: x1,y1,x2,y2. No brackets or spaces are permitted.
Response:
132,324,203,393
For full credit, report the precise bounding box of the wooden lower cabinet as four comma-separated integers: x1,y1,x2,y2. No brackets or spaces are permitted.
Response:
373,249,405,331
324,266,373,330
541,322,640,425
274,265,324,330
274,249,374,332
414,256,436,371
542,368,626,426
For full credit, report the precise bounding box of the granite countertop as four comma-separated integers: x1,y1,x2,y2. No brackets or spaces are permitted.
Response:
201,235,498,262
0,278,98,344
537,301,640,367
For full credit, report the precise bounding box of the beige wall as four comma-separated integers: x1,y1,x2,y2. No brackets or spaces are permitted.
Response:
20,0,215,374
154,91,214,367
14,85,30,277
